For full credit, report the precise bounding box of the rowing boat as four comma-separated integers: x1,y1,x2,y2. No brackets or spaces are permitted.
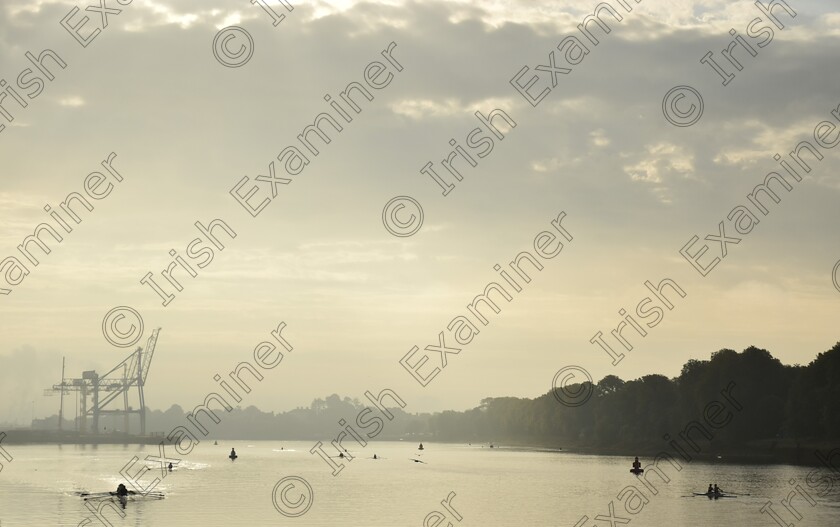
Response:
692,492,736,499
77,491,165,502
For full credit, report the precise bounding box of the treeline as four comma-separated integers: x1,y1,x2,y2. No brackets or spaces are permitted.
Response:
139,395,430,441
32,343,840,455
428,343,840,452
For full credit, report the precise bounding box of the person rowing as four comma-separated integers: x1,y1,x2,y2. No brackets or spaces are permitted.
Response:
690,484,737,499
630,457,644,474
113,485,130,510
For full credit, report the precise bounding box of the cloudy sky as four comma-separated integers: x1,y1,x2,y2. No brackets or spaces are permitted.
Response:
1,0,838,425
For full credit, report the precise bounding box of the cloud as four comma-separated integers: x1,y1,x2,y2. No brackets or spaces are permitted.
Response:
0,0,837,417
390,96,519,120
390,98,463,119
623,142,695,203
58,96,85,107
590,128,610,147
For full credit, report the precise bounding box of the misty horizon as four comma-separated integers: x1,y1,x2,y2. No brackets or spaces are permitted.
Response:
8,341,836,433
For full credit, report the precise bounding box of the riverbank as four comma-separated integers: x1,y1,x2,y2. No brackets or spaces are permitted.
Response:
2,429,166,445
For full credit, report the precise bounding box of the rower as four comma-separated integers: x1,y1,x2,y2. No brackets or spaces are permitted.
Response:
373,454,378,459
713,484,721,495
632,457,641,470
168,463,173,471
230,448,237,459
116,484,129,497
419,443,424,450
707,484,714,495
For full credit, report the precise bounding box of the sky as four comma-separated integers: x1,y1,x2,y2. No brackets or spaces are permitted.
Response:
0,0,838,426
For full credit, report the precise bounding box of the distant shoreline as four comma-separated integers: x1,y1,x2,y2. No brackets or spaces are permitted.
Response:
470,439,839,468
2,429,165,445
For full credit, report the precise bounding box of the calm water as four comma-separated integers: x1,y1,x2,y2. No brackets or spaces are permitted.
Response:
1,441,838,526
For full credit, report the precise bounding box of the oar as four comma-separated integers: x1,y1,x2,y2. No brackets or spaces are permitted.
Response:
83,497,165,501
127,491,166,497
83,495,123,501
716,489,750,496
83,492,165,500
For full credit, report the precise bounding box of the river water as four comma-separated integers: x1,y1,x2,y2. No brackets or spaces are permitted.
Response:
0,441,838,526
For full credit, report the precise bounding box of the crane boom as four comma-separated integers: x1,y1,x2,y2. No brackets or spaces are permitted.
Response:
43,328,162,436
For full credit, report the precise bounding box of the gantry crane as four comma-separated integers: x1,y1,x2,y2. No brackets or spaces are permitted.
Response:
44,328,161,435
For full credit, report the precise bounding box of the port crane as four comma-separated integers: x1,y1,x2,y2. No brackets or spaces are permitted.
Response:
44,328,160,435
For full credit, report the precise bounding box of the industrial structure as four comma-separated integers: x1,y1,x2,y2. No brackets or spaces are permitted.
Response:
44,328,161,435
